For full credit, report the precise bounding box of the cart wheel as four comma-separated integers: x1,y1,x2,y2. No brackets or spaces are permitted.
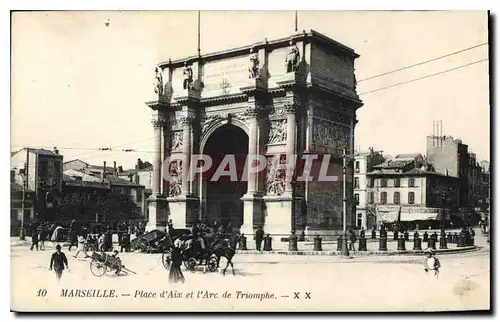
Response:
162,251,172,270
185,258,196,271
137,238,150,253
90,259,107,277
208,256,218,272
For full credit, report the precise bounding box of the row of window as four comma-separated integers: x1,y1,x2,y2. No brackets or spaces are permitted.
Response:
362,191,415,205
355,177,416,188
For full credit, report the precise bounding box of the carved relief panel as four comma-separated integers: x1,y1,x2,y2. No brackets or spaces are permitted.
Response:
170,131,183,152
312,119,350,155
267,119,287,145
266,155,287,196
167,160,183,197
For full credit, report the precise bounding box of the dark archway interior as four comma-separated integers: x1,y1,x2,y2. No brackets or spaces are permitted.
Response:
203,124,248,228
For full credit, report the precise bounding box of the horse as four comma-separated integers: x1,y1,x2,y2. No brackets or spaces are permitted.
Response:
212,232,240,276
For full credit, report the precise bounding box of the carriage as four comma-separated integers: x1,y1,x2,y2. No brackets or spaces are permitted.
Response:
89,251,136,277
161,234,221,273
132,229,191,253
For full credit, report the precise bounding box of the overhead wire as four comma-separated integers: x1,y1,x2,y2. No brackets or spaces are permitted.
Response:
358,58,488,96
357,42,488,83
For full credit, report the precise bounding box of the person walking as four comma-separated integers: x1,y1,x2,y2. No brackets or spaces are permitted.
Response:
39,224,46,251
169,239,185,283
49,244,69,281
348,229,357,251
68,229,78,251
30,226,39,251
73,235,87,259
255,227,264,251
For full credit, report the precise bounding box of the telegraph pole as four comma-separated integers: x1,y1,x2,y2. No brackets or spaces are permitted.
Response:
19,164,26,240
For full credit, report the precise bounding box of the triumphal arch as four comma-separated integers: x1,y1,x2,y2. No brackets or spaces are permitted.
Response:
145,30,363,237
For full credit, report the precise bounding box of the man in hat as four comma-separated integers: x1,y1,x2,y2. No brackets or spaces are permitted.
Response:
424,249,441,278
49,244,69,281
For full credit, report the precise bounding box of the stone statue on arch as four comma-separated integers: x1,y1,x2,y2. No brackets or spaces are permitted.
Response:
154,67,164,96
248,46,260,79
285,40,300,73
182,61,194,90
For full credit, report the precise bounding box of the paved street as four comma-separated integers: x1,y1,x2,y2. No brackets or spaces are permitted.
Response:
11,238,490,312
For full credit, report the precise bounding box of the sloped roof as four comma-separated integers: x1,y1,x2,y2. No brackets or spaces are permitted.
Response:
12,148,62,157
63,169,103,182
394,153,421,160
63,159,89,165
105,175,142,187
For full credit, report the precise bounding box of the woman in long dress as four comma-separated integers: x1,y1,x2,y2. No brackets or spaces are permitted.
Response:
169,240,185,283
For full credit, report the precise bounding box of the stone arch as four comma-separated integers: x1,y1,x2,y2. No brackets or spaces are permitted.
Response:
200,117,249,153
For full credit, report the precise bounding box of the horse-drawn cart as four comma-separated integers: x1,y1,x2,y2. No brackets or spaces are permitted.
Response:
89,252,136,277
132,229,191,254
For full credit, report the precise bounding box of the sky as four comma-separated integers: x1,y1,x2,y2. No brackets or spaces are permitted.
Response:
11,11,490,169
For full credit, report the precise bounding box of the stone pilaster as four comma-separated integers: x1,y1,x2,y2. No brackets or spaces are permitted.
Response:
284,103,297,196
180,116,193,196
151,116,166,197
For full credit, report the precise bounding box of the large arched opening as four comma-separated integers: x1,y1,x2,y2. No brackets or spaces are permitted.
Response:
202,124,248,228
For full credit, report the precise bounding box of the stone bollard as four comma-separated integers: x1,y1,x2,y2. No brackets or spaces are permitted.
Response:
423,231,429,242
337,235,342,251
413,236,422,251
313,234,322,251
404,231,409,241
452,232,458,244
457,232,465,247
427,236,436,250
393,230,399,241
371,229,377,240
263,234,272,251
439,234,447,250
397,236,406,251
358,234,367,251
288,231,298,251
379,236,388,251
432,232,438,245
447,232,452,244
239,234,248,250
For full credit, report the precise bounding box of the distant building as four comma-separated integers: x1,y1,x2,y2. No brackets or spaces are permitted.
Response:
10,170,35,236
10,147,63,222
367,153,460,229
426,135,469,207
353,148,385,229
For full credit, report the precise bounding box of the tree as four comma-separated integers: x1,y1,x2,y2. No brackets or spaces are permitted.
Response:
99,190,142,222
56,189,142,223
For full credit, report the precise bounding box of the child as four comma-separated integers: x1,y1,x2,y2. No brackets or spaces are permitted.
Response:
424,248,441,278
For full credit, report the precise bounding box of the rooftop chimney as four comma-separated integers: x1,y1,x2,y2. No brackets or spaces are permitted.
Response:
134,165,140,184
113,161,117,177
102,161,107,181
53,147,59,155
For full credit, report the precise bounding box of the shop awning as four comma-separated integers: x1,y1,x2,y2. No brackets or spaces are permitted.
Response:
380,212,399,222
380,211,441,222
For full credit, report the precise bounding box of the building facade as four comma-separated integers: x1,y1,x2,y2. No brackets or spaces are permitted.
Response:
366,153,460,229
145,30,363,236
353,148,385,230
11,148,63,221
426,135,469,207
10,170,35,236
